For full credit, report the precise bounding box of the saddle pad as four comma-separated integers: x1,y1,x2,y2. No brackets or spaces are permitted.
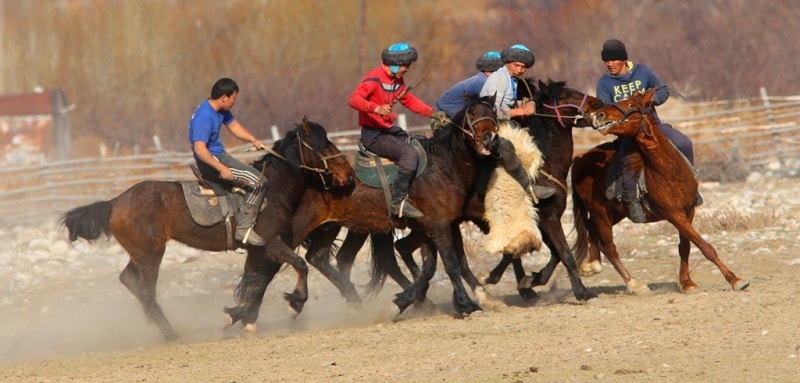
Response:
181,181,231,226
355,140,427,188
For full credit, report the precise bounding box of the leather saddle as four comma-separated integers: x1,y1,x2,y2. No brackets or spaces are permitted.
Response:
180,164,245,249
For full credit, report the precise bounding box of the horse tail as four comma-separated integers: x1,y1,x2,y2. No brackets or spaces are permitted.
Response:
571,190,590,267
363,232,395,298
61,200,113,242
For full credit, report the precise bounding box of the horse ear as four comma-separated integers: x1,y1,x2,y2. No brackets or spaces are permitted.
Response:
301,115,312,137
642,88,657,106
490,92,497,107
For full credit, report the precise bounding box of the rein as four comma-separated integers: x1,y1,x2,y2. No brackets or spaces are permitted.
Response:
515,77,585,127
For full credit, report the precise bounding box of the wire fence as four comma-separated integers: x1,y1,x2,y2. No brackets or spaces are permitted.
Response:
2,92,799,227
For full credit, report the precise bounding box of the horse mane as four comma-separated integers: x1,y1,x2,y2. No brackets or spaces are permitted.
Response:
250,120,328,176
419,94,494,157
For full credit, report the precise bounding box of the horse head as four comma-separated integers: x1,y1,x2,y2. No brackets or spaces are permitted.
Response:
535,79,604,128
585,88,657,137
458,94,499,156
254,117,355,189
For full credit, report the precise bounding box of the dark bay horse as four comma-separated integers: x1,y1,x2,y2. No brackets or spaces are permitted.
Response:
394,79,601,303
573,88,750,293
478,79,602,301
61,118,354,341
223,95,501,328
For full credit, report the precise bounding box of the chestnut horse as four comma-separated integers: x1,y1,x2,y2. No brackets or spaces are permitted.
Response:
61,118,354,341
573,88,750,293
223,95,500,329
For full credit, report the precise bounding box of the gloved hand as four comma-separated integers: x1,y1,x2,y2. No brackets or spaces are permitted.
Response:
431,110,447,122
429,110,450,132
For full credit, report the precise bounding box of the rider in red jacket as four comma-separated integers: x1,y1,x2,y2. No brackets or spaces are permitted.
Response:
349,42,445,219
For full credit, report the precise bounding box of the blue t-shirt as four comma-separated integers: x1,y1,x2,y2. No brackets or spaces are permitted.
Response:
435,72,490,118
188,99,234,161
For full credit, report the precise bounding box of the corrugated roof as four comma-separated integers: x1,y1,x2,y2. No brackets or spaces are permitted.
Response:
0,91,60,116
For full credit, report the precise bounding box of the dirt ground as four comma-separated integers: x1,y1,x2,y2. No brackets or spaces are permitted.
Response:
1,178,799,383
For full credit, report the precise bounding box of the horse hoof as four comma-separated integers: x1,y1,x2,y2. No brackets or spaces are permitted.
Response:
346,300,362,312
626,280,651,295
517,275,534,290
388,304,402,322
222,313,234,329
466,310,484,319
733,279,750,291
242,323,258,333
580,261,603,276
585,297,603,305
519,288,538,302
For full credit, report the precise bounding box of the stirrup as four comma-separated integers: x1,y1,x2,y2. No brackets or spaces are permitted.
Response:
393,198,424,219
237,227,265,246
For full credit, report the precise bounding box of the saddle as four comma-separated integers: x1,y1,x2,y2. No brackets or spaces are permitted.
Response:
180,164,246,249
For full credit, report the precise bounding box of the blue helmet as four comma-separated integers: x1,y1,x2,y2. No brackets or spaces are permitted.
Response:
382,42,419,74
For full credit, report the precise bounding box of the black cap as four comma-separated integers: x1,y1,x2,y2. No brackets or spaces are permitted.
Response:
601,39,628,61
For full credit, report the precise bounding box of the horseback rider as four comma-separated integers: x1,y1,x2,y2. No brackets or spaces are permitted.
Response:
596,39,697,223
435,50,555,202
189,77,267,245
348,42,446,219
478,44,556,201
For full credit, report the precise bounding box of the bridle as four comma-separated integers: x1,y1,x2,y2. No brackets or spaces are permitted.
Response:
263,129,345,190
515,77,587,127
458,100,498,140
541,93,588,127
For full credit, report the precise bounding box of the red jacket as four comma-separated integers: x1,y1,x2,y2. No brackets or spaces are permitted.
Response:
348,66,433,129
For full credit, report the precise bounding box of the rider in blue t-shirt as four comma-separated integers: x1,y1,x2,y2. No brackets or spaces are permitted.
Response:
189,77,267,246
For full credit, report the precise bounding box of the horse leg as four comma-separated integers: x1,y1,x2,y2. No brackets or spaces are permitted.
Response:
394,230,424,279
118,258,179,342
223,245,280,333
305,225,361,305
580,240,604,276
264,241,309,314
586,211,642,293
483,254,512,285
393,237,437,315
336,230,368,282
526,221,597,301
432,226,482,316
373,232,413,289
669,214,749,291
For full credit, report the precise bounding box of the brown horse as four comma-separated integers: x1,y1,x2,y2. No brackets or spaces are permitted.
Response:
479,79,602,301
223,95,501,328
61,118,354,341
392,79,602,303
572,88,750,293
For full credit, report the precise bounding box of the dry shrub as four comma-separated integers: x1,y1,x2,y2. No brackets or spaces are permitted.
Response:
696,146,751,183
639,205,777,236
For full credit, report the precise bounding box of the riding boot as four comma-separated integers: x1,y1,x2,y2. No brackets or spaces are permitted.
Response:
622,190,647,223
236,186,266,246
390,171,424,219
531,184,556,200
695,192,704,207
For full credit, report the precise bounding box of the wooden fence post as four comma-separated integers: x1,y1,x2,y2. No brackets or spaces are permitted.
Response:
760,86,785,166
